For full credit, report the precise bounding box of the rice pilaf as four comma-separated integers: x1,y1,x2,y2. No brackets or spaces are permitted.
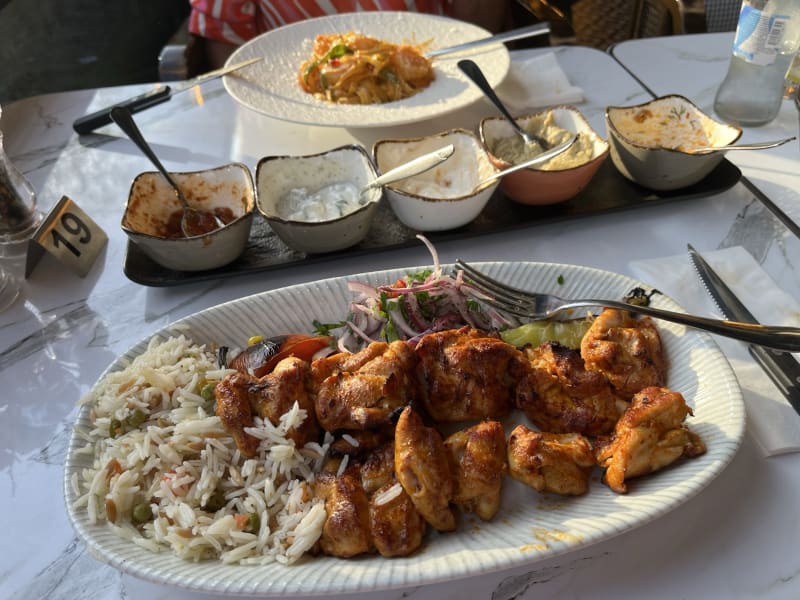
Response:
70,334,328,565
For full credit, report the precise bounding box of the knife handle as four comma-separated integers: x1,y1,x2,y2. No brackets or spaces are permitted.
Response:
748,344,800,414
73,86,172,135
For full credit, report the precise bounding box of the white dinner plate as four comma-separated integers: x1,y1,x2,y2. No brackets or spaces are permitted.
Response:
64,261,745,596
222,12,510,128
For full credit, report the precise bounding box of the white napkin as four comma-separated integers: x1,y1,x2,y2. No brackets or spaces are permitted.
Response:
630,246,800,457
495,52,585,113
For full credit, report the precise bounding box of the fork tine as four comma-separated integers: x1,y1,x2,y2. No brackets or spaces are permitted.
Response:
455,260,541,318
455,260,530,302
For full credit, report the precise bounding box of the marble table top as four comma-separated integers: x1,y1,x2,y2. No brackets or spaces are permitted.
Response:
2,35,799,599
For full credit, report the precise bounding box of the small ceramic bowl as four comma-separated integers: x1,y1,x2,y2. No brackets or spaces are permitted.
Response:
479,106,609,205
373,129,498,231
121,163,255,271
605,94,742,191
256,145,381,254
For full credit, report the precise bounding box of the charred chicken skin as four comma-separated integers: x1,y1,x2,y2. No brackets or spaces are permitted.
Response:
444,420,507,521
359,443,427,558
581,308,667,401
516,341,623,436
368,479,427,558
214,316,706,561
360,442,397,495
214,357,319,458
315,463,373,558
394,406,456,532
507,425,595,496
315,446,427,559
312,340,418,432
594,386,706,493
415,327,529,422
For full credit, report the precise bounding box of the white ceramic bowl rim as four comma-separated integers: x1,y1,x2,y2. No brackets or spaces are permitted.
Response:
373,128,499,200
121,162,255,241
256,143,381,226
480,105,610,173
605,94,743,155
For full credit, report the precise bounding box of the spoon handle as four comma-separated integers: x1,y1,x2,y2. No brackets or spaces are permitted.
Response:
691,136,796,154
457,60,528,139
368,144,455,191
479,135,577,185
109,106,185,200
718,137,795,151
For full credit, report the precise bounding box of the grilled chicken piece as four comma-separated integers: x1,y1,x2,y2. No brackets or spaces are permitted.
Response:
580,308,667,401
315,463,373,558
516,342,623,436
595,386,706,494
329,427,395,458
369,480,427,557
394,406,455,532
415,326,528,422
507,425,595,496
358,442,428,557
444,420,507,521
312,341,418,432
360,442,396,495
214,357,319,458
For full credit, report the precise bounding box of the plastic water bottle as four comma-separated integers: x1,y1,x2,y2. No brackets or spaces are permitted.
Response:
714,0,800,126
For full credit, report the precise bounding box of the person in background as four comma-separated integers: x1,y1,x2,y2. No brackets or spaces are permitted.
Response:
187,0,510,72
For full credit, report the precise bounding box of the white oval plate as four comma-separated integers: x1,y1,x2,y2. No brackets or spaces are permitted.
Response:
64,261,745,597
222,12,510,128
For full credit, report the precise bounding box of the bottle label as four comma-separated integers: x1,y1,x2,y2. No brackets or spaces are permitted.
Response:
732,3,791,66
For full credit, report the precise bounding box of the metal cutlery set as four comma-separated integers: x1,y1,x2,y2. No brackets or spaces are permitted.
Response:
457,247,800,413
70,18,800,414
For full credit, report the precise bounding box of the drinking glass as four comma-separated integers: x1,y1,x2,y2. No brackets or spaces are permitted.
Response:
0,105,41,311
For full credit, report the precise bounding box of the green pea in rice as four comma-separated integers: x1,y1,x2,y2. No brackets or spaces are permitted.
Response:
70,334,328,565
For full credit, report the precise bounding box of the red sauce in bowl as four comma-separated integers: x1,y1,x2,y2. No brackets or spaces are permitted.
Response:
162,207,237,238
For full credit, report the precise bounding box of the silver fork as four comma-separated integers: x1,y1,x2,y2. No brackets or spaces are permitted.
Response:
456,260,800,352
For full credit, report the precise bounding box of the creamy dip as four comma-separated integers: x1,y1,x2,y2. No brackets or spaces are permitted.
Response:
611,102,712,151
491,113,594,170
395,165,477,198
382,135,493,199
277,182,366,221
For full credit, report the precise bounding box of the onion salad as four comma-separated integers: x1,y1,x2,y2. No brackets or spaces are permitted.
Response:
313,236,518,352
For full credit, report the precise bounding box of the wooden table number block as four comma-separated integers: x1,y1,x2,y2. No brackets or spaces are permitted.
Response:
25,196,108,278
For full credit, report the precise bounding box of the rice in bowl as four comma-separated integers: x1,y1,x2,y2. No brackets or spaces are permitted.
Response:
69,334,328,565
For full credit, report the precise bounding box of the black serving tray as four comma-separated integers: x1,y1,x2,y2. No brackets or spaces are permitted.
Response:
123,158,741,287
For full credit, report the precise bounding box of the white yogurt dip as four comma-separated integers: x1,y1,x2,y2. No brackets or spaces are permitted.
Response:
277,182,366,221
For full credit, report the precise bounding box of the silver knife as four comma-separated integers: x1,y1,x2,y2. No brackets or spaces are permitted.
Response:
426,22,550,58
73,57,262,135
688,243,800,414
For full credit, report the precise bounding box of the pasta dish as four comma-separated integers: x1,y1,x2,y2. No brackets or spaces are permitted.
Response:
298,32,435,104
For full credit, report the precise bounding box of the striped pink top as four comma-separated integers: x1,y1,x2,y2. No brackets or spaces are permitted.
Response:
189,0,450,45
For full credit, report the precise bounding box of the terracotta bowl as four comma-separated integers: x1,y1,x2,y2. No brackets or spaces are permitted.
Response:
479,106,609,206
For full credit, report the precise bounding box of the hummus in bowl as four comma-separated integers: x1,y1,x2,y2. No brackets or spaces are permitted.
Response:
479,106,609,205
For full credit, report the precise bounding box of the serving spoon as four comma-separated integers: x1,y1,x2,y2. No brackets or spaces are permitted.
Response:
457,59,551,150
684,136,796,155
110,106,224,237
476,134,578,188
361,144,455,196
